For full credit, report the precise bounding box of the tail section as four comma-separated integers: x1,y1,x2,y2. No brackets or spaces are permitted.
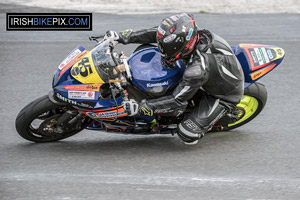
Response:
232,44,285,88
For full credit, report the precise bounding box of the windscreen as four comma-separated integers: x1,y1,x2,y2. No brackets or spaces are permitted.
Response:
91,41,117,82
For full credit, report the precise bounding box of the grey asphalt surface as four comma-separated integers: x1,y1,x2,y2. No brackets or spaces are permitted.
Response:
1,4,300,200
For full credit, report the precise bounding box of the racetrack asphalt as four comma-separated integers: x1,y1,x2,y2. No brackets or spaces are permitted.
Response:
0,4,300,200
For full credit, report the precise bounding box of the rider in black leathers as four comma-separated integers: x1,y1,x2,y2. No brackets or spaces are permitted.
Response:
105,13,244,144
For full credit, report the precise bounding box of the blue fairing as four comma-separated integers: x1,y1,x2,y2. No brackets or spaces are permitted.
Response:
52,46,99,110
53,46,86,88
231,45,285,88
128,47,185,96
231,45,251,88
51,43,284,134
53,44,284,112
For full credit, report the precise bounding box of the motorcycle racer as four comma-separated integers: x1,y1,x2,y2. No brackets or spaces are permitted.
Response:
105,13,244,144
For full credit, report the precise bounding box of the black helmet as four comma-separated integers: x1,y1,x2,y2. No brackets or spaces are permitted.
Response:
157,13,199,65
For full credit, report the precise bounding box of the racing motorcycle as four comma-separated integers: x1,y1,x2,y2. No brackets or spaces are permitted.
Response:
15,36,285,142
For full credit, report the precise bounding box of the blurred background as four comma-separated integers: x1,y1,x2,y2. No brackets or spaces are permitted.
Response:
1,0,300,14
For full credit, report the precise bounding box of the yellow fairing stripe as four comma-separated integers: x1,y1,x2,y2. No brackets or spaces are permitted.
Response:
273,48,285,60
71,52,104,84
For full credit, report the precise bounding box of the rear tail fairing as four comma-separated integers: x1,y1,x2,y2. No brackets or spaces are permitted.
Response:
128,47,185,97
232,44,285,88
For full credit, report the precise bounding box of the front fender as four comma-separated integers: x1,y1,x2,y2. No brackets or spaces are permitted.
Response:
48,91,68,106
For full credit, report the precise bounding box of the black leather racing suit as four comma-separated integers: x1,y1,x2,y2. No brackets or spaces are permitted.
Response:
120,28,244,142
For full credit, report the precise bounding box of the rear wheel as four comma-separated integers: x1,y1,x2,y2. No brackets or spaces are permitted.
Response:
212,82,267,131
15,95,90,143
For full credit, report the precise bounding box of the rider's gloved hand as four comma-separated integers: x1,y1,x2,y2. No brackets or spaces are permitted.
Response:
123,99,154,117
105,29,133,45
122,99,139,116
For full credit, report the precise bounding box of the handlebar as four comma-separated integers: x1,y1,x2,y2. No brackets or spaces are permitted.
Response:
89,34,132,81
89,35,105,42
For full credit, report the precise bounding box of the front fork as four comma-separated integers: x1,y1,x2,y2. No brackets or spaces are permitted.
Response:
56,110,85,133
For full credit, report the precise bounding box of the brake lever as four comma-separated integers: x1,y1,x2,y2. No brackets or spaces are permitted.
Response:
89,35,105,43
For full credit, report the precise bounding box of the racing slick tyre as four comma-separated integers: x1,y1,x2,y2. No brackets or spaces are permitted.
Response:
212,82,267,131
15,95,90,143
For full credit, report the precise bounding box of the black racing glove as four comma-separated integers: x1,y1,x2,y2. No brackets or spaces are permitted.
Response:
105,29,133,45
122,99,154,117
118,29,133,44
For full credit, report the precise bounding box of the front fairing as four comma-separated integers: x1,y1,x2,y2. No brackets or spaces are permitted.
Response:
52,41,120,110
52,45,105,110
53,46,88,88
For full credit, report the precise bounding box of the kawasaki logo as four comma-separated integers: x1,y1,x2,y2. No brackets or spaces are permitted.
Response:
146,81,169,88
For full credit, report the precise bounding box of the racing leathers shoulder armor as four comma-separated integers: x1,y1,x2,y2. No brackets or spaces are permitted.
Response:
120,28,244,116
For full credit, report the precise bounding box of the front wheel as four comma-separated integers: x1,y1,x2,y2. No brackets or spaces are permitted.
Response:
15,95,90,143
213,82,267,131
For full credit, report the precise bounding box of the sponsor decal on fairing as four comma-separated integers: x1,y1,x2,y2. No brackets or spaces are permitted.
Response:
267,49,274,59
58,49,82,70
56,93,94,109
86,110,126,118
250,50,259,64
68,91,95,100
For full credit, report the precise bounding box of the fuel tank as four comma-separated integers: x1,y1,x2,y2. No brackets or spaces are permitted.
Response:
128,47,184,97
